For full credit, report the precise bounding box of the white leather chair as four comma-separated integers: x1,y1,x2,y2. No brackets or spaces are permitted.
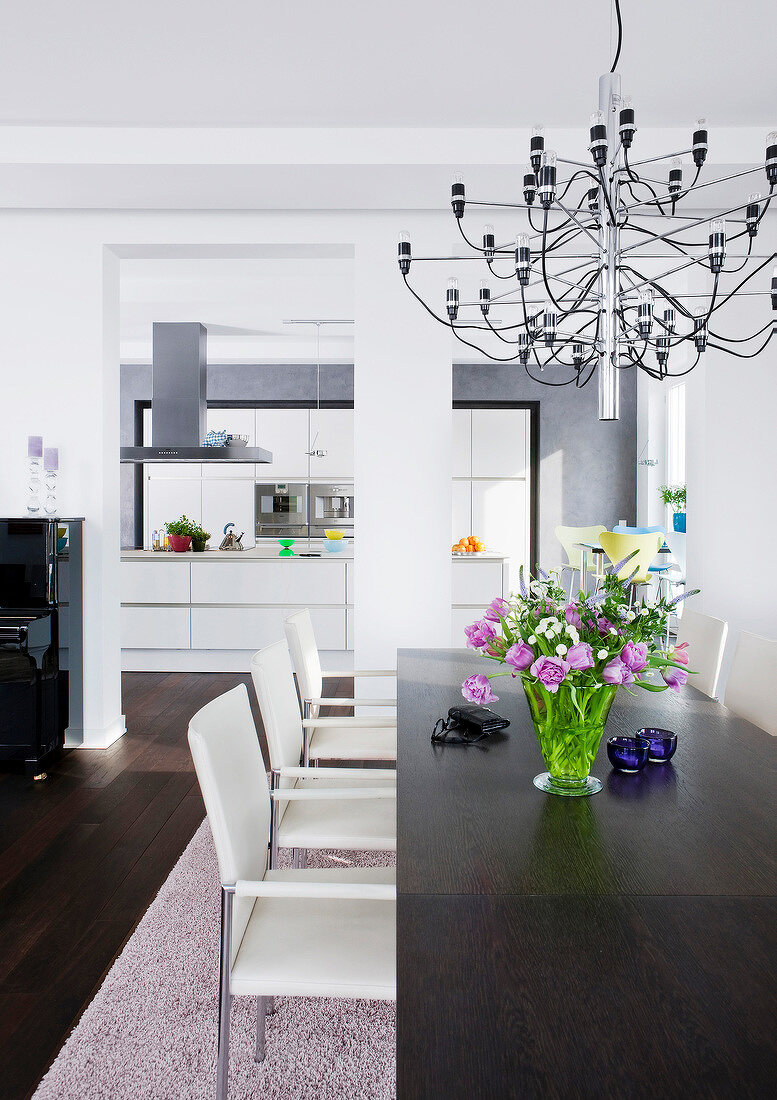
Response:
284,608,397,719
254,634,397,767
250,640,396,867
187,684,396,1100
724,631,777,736
674,609,728,699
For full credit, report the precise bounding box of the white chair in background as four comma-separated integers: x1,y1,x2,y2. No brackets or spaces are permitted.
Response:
284,608,397,720
673,609,728,699
188,684,396,1100
724,631,777,736
250,641,396,867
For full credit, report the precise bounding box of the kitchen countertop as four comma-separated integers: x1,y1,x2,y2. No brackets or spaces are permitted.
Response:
121,545,508,562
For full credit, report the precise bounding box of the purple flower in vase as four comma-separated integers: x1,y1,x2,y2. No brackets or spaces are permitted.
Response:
464,619,497,650
661,666,688,692
529,655,570,693
505,642,534,672
566,642,595,670
597,616,621,637
671,641,690,666
601,657,634,685
564,603,582,630
620,641,649,674
461,674,499,705
483,597,510,623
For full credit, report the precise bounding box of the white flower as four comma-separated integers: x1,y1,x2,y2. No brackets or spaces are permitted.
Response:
597,649,609,660
639,607,650,616
555,644,568,656
626,610,636,621
565,624,579,644
528,635,537,645
609,627,619,636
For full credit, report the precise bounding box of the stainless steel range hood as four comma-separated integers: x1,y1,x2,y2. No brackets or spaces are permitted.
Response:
120,322,272,464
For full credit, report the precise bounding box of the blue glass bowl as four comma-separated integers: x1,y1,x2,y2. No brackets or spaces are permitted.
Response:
637,727,677,763
607,735,650,773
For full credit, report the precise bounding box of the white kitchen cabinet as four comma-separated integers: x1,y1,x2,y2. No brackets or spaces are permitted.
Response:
145,478,202,546
307,408,353,479
452,480,472,544
191,559,347,606
121,561,190,604
346,561,354,605
191,606,346,651
452,409,472,477
201,479,255,549
452,607,477,647
203,408,257,479
472,480,529,593
255,408,310,480
122,606,191,649
452,560,505,606
346,608,355,650
471,409,529,478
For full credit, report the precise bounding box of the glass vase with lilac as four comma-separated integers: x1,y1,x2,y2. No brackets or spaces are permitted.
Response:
43,448,59,516
27,436,43,515
460,558,698,796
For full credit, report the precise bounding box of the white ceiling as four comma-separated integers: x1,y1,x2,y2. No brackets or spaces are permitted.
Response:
120,257,355,361
2,0,775,128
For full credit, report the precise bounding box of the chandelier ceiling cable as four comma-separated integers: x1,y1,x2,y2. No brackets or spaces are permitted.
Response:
397,0,777,420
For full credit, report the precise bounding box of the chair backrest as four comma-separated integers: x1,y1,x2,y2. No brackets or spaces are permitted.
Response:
188,684,270,959
250,640,305,774
675,609,728,699
724,631,777,736
599,530,662,585
613,524,666,536
284,608,323,716
554,524,607,571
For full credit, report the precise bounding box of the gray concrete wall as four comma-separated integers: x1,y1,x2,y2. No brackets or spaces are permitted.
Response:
121,362,637,557
453,363,637,569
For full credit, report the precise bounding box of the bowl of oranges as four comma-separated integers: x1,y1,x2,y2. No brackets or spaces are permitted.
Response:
452,535,486,555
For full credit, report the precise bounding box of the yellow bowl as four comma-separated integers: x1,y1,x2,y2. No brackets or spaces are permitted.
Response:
324,529,345,540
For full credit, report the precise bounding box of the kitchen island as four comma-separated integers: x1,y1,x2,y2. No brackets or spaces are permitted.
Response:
120,544,509,671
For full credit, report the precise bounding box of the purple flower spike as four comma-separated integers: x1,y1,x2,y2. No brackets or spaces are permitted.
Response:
668,587,701,608
584,590,609,607
519,565,529,599
537,566,549,581
609,548,639,576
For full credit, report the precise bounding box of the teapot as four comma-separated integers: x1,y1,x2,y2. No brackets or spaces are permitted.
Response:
219,523,245,551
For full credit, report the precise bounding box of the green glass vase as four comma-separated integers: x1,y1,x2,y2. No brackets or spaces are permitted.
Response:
522,681,618,797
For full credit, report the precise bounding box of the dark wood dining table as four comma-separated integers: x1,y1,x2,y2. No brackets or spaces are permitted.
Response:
396,649,777,1100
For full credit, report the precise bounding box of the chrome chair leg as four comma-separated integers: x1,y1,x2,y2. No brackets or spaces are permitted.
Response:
268,772,279,870
217,887,233,1100
292,848,300,869
302,728,311,768
298,848,308,868
267,996,276,1015
255,996,268,1063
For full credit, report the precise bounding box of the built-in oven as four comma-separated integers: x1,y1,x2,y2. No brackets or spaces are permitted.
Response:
308,483,354,535
255,483,308,539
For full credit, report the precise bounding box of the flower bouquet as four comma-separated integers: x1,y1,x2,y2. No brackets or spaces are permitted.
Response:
462,557,695,796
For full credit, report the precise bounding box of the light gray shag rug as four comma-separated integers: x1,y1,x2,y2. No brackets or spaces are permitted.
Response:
33,820,396,1100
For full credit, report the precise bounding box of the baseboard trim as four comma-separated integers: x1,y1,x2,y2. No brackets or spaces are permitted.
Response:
65,715,127,750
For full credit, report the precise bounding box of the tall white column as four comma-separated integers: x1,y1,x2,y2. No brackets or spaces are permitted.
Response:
354,216,452,675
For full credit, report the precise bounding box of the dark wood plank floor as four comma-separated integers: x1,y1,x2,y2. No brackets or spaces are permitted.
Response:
0,670,354,1100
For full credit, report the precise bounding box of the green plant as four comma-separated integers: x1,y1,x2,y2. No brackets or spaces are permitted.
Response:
659,484,686,512
165,515,198,537
190,521,211,546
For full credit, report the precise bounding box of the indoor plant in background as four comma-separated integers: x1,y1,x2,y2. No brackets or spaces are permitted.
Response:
189,522,211,553
462,561,696,797
659,484,687,532
165,514,198,552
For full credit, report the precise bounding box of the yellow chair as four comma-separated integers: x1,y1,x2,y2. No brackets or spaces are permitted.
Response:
554,524,607,596
599,530,663,586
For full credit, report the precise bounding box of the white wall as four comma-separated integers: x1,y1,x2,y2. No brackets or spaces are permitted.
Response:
0,209,454,739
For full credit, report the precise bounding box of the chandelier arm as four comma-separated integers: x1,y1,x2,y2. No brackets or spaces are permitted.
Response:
554,199,602,251
626,149,694,170
621,176,763,223
620,222,709,254
401,272,529,337
619,266,696,324
708,252,777,317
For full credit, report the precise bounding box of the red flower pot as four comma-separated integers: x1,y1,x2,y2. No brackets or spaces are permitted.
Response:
169,535,192,552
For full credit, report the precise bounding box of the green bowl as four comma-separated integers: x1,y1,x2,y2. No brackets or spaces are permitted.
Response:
278,538,295,557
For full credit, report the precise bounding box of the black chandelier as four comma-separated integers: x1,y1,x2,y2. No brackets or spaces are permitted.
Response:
397,0,777,420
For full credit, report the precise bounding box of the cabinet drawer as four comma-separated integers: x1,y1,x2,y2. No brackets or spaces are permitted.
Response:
121,561,191,604
191,606,346,650
191,561,346,605
452,561,505,605
122,606,191,649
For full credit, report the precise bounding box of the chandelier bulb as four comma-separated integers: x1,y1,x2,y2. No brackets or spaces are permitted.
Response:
482,223,495,260
694,305,708,352
537,149,557,209
523,166,537,205
746,193,762,238
572,342,585,368
517,332,530,364
542,301,557,346
589,110,608,168
514,233,532,286
771,266,777,311
451,174,466,219
446,277,459,321
668,158,683,195
637,289,654,339
708,219,726,274
397,231,412,274
656,335,670,370
587,186,600,214
693,117,708,168
766,131,777,184
663,307,676,335
619,95,636,149
479,280,491,316
530,124,545,173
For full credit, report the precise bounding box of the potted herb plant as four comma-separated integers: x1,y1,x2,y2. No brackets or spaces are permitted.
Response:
165,515,197,552
190,522,211,553
659,484,686,532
